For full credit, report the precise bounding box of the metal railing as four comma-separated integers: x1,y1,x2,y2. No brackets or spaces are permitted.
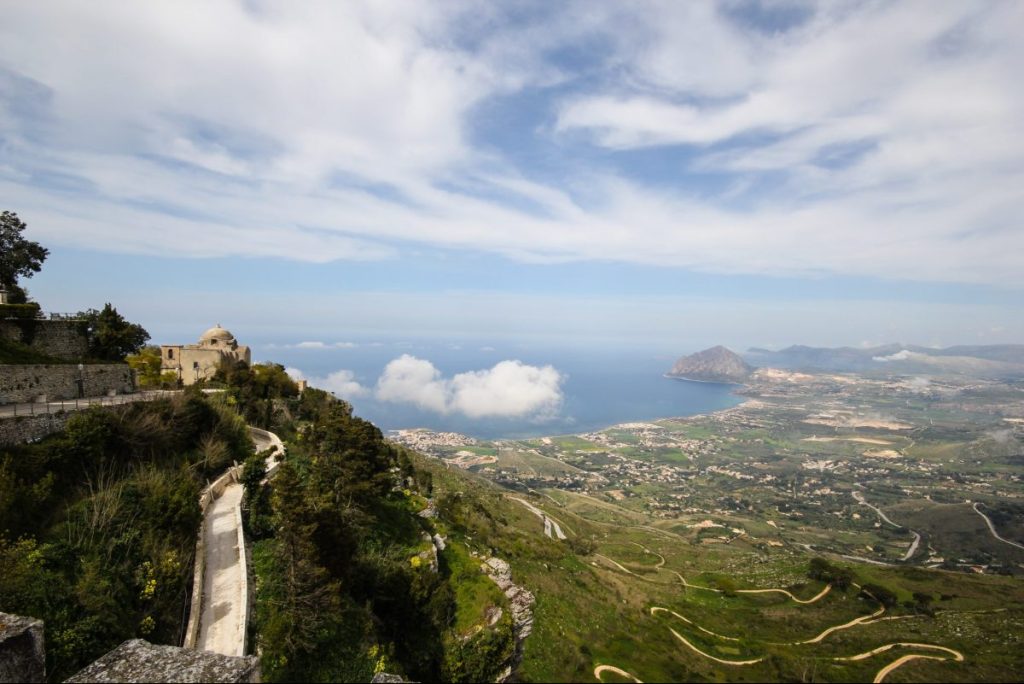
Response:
43,312,86,321
0,390,181,419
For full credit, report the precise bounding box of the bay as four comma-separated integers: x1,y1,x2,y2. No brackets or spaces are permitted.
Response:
256,338,744,440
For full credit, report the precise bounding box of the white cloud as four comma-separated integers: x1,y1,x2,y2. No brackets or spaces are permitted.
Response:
286,367,368,399
375,354,564,418
374,355,450,413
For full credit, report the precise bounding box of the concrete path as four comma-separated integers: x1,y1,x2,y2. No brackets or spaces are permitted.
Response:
196,483,247,657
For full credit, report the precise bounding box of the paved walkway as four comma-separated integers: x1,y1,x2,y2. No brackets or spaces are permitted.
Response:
196,483,246,657
194,427,283,657
0,391,179,419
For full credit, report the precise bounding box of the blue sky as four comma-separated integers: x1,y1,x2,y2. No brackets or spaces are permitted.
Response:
3,0,1024,353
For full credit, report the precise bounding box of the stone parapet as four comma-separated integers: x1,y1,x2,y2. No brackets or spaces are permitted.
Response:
0,364,134,405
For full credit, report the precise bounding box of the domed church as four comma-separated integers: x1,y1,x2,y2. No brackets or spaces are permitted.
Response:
160,324,252,385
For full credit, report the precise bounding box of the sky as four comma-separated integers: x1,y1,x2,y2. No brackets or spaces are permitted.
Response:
3,0,1024,358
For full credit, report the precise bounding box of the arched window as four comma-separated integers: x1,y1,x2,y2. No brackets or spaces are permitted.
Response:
167,348,174,359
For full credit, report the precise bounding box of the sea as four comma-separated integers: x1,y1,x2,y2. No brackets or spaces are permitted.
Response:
255,338,744,440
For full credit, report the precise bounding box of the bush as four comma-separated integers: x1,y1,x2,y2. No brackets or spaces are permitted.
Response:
0,302,41,319
808,557,854,589
860,583,898,608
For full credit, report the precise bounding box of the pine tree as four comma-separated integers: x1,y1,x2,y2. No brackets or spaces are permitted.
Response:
265,462,339,665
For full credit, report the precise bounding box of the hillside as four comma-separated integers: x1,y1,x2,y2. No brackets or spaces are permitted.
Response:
6,357,1024,683
667,345,753,383
746,343,1024,378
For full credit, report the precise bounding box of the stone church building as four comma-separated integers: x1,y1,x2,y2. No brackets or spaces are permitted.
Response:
161,324,251,385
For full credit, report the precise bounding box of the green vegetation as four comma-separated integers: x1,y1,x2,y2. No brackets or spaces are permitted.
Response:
230,379,515,683
0,394,252,681
213,359,299,430
75,303,150,362
126,346,180,388
0,302,41,319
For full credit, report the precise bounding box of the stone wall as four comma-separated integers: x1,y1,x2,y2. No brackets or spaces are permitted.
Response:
0,413,72,447
0,319,88,360
0,364,134,404
0,612,46,683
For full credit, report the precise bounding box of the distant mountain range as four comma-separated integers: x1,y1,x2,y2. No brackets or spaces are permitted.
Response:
667,345,753,384
744,344,1024,378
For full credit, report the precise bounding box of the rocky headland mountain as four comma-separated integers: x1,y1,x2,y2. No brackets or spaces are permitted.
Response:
667,345,753,383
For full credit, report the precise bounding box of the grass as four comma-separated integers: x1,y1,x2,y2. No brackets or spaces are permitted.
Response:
443,543,506,635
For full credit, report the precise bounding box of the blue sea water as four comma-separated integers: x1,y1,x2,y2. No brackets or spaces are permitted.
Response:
255,338,743,440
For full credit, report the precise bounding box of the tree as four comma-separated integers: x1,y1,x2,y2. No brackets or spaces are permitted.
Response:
262,462,340,674
241,449,273,539
78,304,150,361
807,557,854,589
1,211,48,303
126,346,165,387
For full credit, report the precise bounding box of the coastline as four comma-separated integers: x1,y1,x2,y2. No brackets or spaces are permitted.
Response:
662,372,747,387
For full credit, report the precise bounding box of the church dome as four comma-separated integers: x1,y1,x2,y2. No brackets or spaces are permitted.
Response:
199,324,235,344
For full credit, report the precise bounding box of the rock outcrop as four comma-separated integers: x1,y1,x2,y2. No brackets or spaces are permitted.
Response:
0,612,45,683
65,639,259,683
667,345,752,383
481,557,535,682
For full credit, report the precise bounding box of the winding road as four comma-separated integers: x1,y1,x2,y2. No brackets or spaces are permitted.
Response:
972,502,1024,551
593,664,643,682
852,491,921,562
592,545,963,683
510,496,567,540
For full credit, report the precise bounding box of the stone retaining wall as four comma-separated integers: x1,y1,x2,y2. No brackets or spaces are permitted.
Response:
0,412,72,447
0,319,88,360
0,364,134,404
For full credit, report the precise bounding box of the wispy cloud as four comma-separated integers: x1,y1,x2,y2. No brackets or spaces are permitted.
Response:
291,341,358,349
1,2,1021,286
